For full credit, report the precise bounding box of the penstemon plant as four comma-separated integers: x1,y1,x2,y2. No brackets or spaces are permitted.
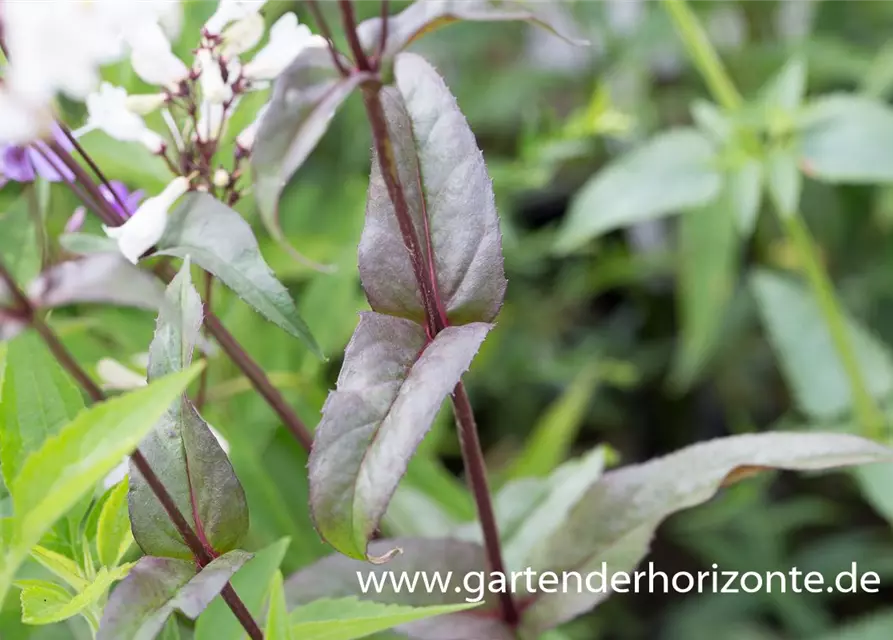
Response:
1,2,893,640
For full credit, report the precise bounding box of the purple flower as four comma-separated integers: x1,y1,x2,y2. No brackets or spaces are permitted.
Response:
0,123,74,185
101,181,145,219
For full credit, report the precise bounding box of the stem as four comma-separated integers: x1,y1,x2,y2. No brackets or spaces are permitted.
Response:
0,261,264,640
195,271,213,412
452,382,519,627
663,0,885,438
377,0,389,63
59,125,132,217
339,0,371,71
782,215,886,437
307,0,350,77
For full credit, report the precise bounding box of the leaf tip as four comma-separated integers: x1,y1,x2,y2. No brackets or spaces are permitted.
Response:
367,545,403,565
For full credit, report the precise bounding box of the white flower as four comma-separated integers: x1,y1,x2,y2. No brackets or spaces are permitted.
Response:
126,93,168,115
128,22,190,89
0,89,53,145
86,83,166,153
97,358,148,390
103,177,190,264
242,13,326,82
196,99,233,143
221,12,265,57
235,103,269,152
204,0,267,36
197,49,232,104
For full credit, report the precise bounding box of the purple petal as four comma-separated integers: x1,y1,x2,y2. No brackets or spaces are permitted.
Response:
65,207,87,233
1,146,35,182
28,145,73,182
101,181,143,217
50,122,74,152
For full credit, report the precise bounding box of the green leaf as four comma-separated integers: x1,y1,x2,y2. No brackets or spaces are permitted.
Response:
289,597,479,640
761,57,808,114
0,191,39,285
19,563,132,626
502,364,600,481
854,463,893,526
356,0,588,62
1,332,85,489
97,477,132,567
522,432,893,634
29,545,88,591
750,269,893,419
0,364,202,603
309,313,491,560
98,550,252,640
818,611,893,640
264,572,292,640
30,254,165,312
765,147,802,215
130,263,248,559
156,193,320,357
690,100,731,143
728,158,763,236
670,191,739,390
77,131,171,193
555,129,722,252
195,538,289,640
58,232,120,256
253,47,368,259
799,94,893,183
359,53,507,325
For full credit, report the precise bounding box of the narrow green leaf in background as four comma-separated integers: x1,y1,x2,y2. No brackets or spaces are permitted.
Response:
555,129,722,252
309,313,491,561
98,550,252,640
29,545,88,592
264,572,292,640
750,269,893,420
156,193,320,357
19,563,132,627
799,94,893,183
728,158,763,237
0,191,39,285
765,148,802,216
97,477,132,568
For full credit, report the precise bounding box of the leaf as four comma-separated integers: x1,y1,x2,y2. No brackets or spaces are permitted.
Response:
521,432,893,633
502,364,600,481
97,477,132,567
356,0,588,62
289,597,479,640
129,263,248,559
29,545,88,591
799,94,893,183
195,538,289,640
555,129,722,252
0,191,39,285
265,572,292,640
761,57,808,113
818,611,893,640
58,233,121,256
0,331,84,489
765,147,802,215
728,158,763,236
28,254,166,312
854,463,893,526
358,53,507,326
155,193,320,357
98,550,252,640
285,538,489,608
77,131,171,192
253,47,369,257
690,100,731,143
19,563,132,626
0,364,202,604
309,312,491,560
670,191,739,390
749,269,893,419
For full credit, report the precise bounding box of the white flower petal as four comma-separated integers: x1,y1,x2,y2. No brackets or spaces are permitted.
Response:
103,457,129,490
242,13,326,82
204,0,267,36
197,49,232,105
97,358,148,390
222,12,265,56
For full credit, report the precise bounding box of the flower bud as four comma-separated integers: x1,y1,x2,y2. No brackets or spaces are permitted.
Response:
128,23,189,89
221,12,265,56
103,176,189,264
196,101,226,143
204,0,268,36
125,93,167,115
197,48,232,104
235,103,268,153
213,168,231,188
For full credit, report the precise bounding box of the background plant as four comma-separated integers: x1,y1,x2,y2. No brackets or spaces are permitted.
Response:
4,1,893,640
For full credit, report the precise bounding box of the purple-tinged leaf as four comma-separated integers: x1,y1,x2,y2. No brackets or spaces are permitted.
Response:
359,54,506,325
27,253,165,312
357,0,588,63
252,47,370,260
520,432,893,634
97,551,251,640
286,538,508,640
129,262,248,560
155,193,321,357
309,313,491,561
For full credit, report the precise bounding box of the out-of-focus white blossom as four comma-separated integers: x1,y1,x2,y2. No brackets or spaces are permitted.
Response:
128,22,190,89
213,169,231,188
0,90,53,145
242,13,326,82
235,104,268,152
197,49,232,104
204,0,267,36
103,176,190,264
97,358,148,390
86,83,166,153
126,93,168,116
222,12,266,57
